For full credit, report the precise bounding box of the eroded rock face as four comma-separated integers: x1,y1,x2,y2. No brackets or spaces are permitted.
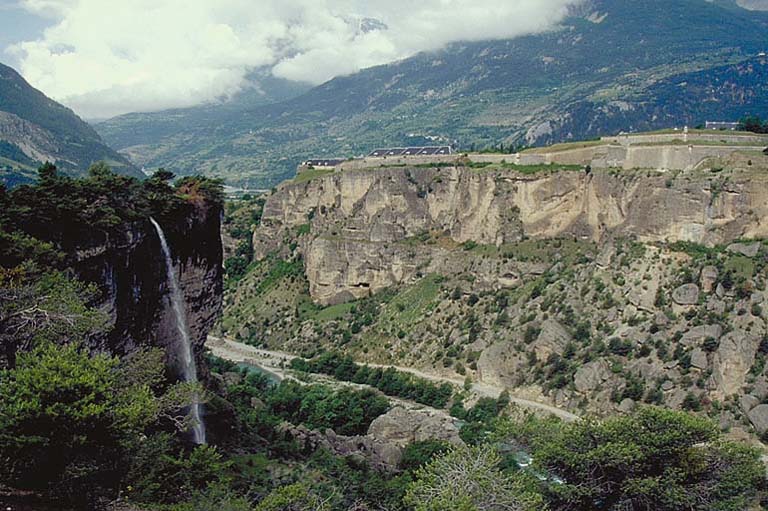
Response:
70,204,223,381
368,407,464,447
255,166,768,305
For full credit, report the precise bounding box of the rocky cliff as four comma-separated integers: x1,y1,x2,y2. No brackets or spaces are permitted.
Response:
224,153,768,439
255,157,768,305
73,204,223,380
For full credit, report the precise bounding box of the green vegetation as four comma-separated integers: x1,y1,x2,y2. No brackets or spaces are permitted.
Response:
740,115,768,134
534,407,764,510
0,339,207,505
0,63,140,183
223,194,265,286
292,167,335,184
267,381,390,436
0,163,223,268
291,351,455,409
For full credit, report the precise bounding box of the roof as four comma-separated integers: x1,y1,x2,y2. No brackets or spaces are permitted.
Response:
368,146,453,157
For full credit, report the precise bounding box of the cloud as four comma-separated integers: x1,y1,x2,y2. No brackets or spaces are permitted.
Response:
7,0,582,119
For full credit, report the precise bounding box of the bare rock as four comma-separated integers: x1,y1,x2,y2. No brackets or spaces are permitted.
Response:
531,319,572,362
574,360,611,393
690,348,708,370
672,283,699,306
661,381,675,391
727,242,761,258
681,324,722,347
748,404,768,435
368,407,463,447
223,371,243,386
741,394,760,414
618,398,636,414
700,266,718,293
711,331,759,397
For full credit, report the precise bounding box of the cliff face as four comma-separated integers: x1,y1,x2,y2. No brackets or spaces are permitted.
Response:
255,164,768,305
231,160,768,435
73,204,223,379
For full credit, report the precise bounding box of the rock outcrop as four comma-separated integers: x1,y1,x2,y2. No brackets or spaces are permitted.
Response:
367,407,464,447
254,166,768,305
71,204,223,381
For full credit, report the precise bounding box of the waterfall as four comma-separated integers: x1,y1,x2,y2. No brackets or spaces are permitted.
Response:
149,217,206,444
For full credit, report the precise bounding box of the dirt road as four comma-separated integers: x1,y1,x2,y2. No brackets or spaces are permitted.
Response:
206,336,580,422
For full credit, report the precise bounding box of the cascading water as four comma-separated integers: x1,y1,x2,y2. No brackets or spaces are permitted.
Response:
149,217,206,444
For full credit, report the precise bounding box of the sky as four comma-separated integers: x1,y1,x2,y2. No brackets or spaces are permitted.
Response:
2,0,767,120
0,0,584,120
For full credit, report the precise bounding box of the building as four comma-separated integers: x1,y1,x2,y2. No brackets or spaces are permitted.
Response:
705,121,741,131
367,146,453,157
301,158,346,168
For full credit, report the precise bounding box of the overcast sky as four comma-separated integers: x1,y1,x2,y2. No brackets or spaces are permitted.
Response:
3,0,767,120
0,0,585,119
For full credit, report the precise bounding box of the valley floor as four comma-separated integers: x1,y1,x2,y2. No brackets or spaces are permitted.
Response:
206,335,580,422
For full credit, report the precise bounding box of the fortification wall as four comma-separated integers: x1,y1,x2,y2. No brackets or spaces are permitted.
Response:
602,132,768,146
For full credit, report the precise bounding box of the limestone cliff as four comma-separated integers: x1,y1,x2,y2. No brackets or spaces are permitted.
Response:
255,162,768,305
226,156,768,437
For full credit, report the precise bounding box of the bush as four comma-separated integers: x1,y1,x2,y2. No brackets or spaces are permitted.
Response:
535,407,763,511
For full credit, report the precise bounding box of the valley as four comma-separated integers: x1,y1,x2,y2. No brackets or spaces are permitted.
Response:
218,140,768,445
3,0,768,508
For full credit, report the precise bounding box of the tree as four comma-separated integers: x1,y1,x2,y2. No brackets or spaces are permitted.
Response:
405,445,545,511
0,342,205,502
0,267,107,367
255,483,331,511
534,407,764,510
740,115,768,134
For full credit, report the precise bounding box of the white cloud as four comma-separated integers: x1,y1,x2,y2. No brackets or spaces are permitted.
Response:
7,0,582,119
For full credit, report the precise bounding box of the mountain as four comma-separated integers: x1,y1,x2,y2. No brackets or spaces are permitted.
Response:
0,63,142,187
96,0,768,188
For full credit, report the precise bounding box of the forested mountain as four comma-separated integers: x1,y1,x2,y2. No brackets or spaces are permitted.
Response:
0,63,141,186
96,0,768,187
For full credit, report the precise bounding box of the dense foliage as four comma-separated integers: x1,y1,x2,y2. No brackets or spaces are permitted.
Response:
223,195,265,286
291,351,454,409
740,115,768,134
0,163,223,268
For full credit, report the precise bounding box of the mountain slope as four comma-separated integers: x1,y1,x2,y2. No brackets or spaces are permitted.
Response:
0,63,141,187
96,0,768,187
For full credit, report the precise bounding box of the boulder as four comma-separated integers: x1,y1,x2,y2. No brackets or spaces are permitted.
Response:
531,319,572,362
727,242,761,258
690,348,708,370
681,324,722,347
368,407,463,447
748,404,768,435
711,331,759,397
661,381,675,391
223,371,243,386
574,360,611,393
618,398,636,414
672,283,699,306
741,394,760,414
700,266,718,293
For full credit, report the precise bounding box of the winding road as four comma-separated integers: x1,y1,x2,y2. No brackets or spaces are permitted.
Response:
206,336,580,422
